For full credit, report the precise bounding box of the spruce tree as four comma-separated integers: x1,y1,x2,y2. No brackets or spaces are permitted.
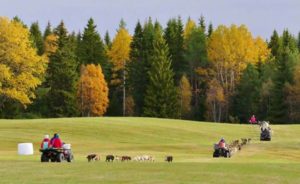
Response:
269,30,298,123
104,31,112,49
268,30,281,57
143,31,179,118
46,21,78,117
128,21,144,115
297,32,300,52
199,15,206,32
30,22,44,55
208,22,213,37
129,18,156,115
43,22,52,40
184,27,208,120
164,17,186,83
77,18,108,77
232,64,260,122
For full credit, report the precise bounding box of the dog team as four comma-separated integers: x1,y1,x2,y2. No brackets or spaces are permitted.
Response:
87,154,173,163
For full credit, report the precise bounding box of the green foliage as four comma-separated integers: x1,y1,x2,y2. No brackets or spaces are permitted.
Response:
46,21,78,117
269,50,299,123
198,15,206,32
268,30,281,57
104,31,112,49
128,21,144,115
208,22,213,37
127,18,159,116
43,22,52,40
77,18,108,78
30,22,44,55
232,64,261,122
143,31,179,118
184,26,208,120
164,17,186,83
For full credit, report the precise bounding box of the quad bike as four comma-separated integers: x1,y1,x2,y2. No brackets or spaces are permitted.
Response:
260,128,271,141
40,147,74,162
259,121,272,141
213,144,231,158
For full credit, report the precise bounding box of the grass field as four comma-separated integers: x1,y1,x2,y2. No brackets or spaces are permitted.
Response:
0,117,299,184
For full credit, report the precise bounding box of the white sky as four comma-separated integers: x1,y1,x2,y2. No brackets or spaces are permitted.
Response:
1,0,300,39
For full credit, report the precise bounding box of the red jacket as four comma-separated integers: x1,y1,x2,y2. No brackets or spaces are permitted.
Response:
218,141,225,148
249,116,257,124
52,138,62,148
41,138,50,149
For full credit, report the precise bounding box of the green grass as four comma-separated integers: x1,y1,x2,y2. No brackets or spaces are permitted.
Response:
0,117,299,184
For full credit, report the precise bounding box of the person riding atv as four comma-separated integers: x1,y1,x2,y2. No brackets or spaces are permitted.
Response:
249,115,257,124
213,138,231,158
40,133,74,162
259,121,271,141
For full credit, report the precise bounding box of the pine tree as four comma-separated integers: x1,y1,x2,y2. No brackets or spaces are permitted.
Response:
269,30,298,123
46,21,78,117
208,22,213,37
164,17,186,83
199,15,206,32
77,18,108,77
282,29,297,53
268,30,281,57
184,26,208,120
128,21,144,115
104,31,112,50
127,18,156,116
43,22,52,41
143,30,179,118
232,64,260,122
297,32,300,52
29,22,44,55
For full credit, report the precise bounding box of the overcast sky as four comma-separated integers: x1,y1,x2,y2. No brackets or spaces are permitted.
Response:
1,0,300,39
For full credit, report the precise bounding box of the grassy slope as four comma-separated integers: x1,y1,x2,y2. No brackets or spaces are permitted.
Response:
0,117,299,184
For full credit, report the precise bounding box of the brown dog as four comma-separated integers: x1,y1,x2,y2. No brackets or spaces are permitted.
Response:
87,154,100,162
121,156,131,161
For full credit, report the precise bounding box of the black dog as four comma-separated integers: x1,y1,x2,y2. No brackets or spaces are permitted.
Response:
106,155,114,162
165,156,173,162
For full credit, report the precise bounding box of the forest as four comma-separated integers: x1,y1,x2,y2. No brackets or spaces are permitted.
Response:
0,16,299,124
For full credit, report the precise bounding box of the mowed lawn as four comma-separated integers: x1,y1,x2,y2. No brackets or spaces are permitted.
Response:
0,117,299,184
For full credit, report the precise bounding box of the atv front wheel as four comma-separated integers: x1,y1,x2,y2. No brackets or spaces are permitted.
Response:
41,154,49,162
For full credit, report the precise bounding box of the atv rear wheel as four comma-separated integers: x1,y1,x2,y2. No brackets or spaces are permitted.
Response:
56,153,64,162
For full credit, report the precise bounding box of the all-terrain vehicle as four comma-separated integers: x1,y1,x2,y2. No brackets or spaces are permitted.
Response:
40,146,74,162
260,128,271,141
213,144,231,158
259,121,271,141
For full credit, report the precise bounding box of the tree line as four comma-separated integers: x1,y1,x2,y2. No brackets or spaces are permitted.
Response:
0,16,300,124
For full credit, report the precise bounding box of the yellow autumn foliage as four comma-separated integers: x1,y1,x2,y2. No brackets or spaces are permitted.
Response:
208,24,270,95
77,64,109,116
179,75,192,117
108,33,132,68
107,27,132,85
0,17,47,106
183,18,196,41
44,34,58,56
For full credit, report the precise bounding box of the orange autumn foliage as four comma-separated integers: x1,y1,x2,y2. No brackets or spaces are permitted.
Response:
77,64,109,116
